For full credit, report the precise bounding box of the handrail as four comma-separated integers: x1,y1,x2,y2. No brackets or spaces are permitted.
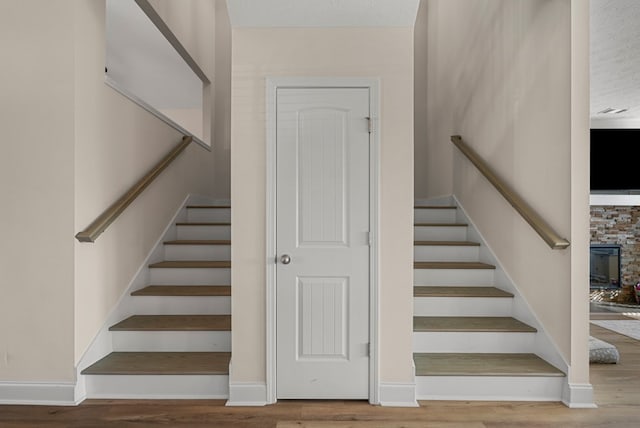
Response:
451,135,570,250
75,136,193,243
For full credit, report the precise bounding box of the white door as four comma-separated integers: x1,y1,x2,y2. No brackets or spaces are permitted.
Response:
276,87,371,399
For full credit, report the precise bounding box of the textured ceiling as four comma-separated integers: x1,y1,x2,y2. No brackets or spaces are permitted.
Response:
591,0,640,122
226,0,420,27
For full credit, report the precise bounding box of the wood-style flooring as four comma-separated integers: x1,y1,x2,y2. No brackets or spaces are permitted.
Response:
0,312,638,427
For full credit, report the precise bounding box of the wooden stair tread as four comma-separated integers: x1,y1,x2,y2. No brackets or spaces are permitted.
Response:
415,223,467,227
81,352,231,375
414,206,457,210
176,222,231,226
413,316,536,333
414,286,513,298
414,241,480,246
187,205,231,209
413,353,564,377
110,315,231,331
164,240,231,245
132,286,231,297
149,260,231,268
414,261,495,269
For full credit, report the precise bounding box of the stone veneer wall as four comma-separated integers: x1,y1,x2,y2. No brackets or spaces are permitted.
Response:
590,206,640,290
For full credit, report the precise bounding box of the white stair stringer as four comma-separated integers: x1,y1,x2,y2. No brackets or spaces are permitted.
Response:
413,199,567,402
78,197,232,401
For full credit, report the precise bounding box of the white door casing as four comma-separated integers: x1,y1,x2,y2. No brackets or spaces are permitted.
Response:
266,78,380,404
276,87,370,399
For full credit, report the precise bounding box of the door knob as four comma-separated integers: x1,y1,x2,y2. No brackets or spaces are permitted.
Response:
280,254,291,265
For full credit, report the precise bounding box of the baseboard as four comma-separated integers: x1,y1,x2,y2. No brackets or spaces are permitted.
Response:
0,381,78,406
226,382,268,406
562,382,597,408
378,382,418,407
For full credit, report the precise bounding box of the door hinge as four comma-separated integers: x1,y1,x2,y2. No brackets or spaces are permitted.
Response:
367,342,371,357
367,231,372,246
366,117,374,134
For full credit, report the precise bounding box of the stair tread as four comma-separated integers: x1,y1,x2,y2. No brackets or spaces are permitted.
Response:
414,241,480,246
413,316,537,333
414,206,457,210
414,353,564,377
81,352,231,375
187,205,231,209
149,260,231,268
414,261,495,269
164,240,231,245
176,222,231,226
415,223,468,227
110,315,231,331
132,285,231,297
414,286,513,298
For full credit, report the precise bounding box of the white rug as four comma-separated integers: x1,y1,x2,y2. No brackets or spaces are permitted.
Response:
590,320,640,341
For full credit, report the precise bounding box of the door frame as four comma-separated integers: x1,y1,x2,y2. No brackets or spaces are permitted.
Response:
265,77,380,404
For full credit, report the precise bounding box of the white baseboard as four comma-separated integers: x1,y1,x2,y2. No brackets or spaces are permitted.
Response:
0,381,78,406
226,382,268,406
378,382,418,407
562,382,597,408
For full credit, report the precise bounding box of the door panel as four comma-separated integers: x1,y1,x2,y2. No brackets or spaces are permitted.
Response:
276,87,370,399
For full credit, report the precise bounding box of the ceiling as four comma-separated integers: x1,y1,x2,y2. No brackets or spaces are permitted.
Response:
226,0,420,27
591,0,640,124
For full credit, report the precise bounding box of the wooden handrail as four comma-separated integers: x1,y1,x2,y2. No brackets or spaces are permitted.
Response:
451,135,570,250
75,136,193,243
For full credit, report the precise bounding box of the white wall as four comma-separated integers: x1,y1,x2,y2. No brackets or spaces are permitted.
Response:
422,0,590,389
73,0,219,363
0,0,76,382
231,27,415,388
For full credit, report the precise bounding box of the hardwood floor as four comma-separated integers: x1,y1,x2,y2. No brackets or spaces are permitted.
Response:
1,312,638,427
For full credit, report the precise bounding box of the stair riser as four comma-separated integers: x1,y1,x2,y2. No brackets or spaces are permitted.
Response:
112,331,231,352
414,226,467,241
414,209,457,223
177,225,231,240
413,332,534,353
414,269,494,286
164,245,231,261
149,267,230,285
413,297,512,317
130,296,231,315
187,208,231,223
415,376,563,401
84,374,229,399
413,246,479,262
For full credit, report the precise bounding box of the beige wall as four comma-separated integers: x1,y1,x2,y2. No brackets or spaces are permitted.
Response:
569,0,591,390
73,0,218,363
213,0,232,200
150,0,232,199
414,0,429,199
0,0,76,382
423,0,589,385
231,28,415,386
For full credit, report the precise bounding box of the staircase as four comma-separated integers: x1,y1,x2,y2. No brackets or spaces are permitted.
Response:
413,201,566,401
82,204,232,399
